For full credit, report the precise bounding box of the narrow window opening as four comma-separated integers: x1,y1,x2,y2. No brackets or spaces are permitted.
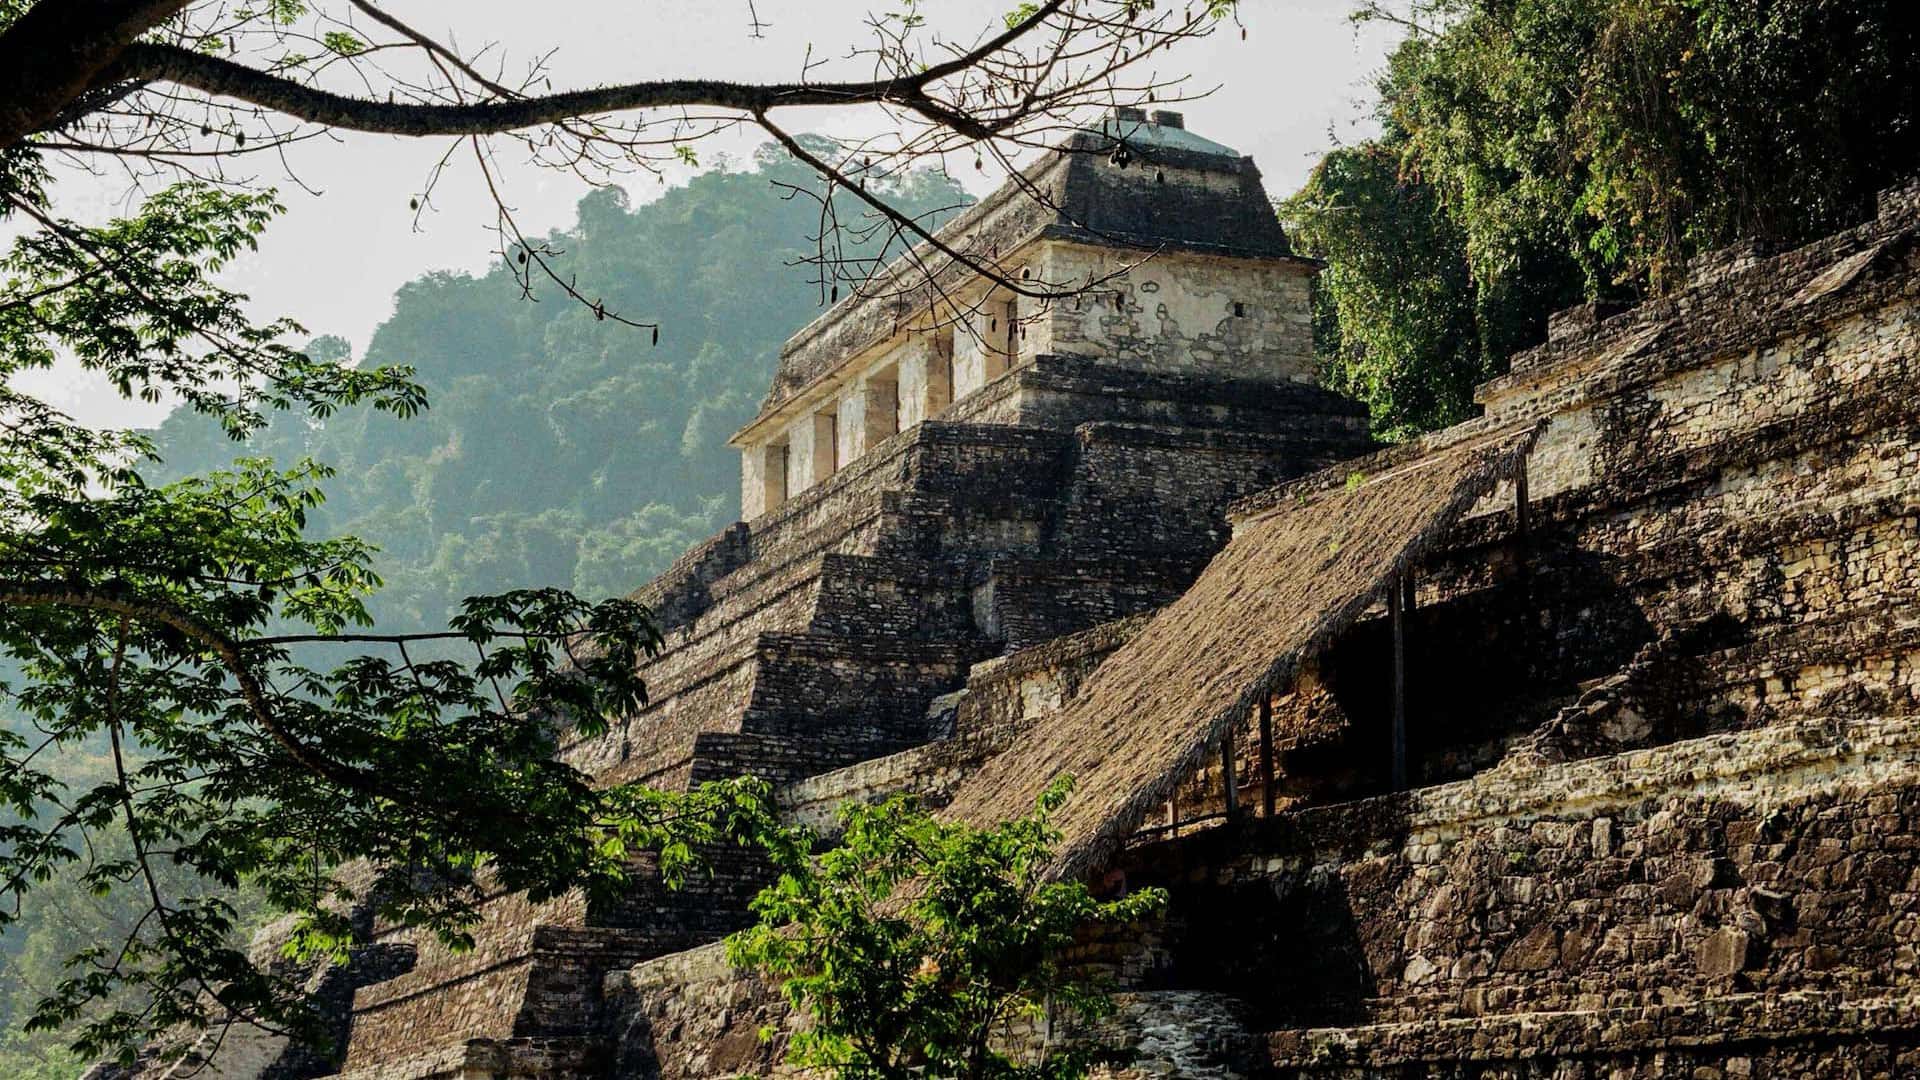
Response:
942,342,957,410
817,411,838,480
1233,301,1247,318
870,363,902,442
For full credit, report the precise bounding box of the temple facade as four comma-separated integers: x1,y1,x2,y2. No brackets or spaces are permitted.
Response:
728,109,1319,519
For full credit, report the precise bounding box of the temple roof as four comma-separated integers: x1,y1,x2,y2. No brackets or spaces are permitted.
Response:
737,110,1309,438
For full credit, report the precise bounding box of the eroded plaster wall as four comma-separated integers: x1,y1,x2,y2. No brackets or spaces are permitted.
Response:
894,331,954,429
1037,243,1316,383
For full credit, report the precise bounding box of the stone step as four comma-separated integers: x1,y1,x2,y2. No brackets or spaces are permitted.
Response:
567,629,985,789
339,925,680,1076
1263,987,1920,1074
609,553,975,758
737,632,985,744
325,1035,606,1080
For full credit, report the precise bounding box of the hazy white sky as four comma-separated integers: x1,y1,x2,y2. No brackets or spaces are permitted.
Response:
16,1,1401,429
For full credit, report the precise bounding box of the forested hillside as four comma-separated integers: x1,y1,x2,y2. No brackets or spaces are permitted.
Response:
146,142,969,630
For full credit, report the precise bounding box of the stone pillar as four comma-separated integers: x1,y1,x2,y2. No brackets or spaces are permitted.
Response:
954,300,1014,399
786,410,839,493
899,334,953,428
836,374,900,465
740,441,787,520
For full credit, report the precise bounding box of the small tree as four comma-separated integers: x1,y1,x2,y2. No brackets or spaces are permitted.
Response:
726,777,1166,1080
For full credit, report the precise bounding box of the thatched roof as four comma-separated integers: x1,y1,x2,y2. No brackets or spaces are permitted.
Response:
940,422,1544,881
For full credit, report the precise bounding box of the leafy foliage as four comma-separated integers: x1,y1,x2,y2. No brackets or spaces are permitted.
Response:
1286,0,1920,438
727,778,1167,1079
1282,147,1488,439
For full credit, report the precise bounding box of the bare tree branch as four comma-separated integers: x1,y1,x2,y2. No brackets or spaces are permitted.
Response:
0,581,394,802
0,0,193,149
70,1,1075,145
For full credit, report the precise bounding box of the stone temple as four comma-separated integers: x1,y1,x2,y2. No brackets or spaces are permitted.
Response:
117,108,1920,1077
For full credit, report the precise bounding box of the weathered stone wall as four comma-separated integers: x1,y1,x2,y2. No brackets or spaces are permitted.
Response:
605,943,786,1080
972,557,1193,650
1228,186,1920,802
772,615,1145,831
331,841,783,1077
1118,715,1920,1076
1268,994,1920,1079
332,1036,606,1080
1038,243,1316,384
606,942,1265,1080
945,352,1367,439
341,888,588,1071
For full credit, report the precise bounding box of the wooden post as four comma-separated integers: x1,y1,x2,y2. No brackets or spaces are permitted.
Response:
1259,697,1276,819
1515,465,1531,544
1513,465,1532,581
1390,571,1407,792
1513,464,1533,671
1222,721,1239,818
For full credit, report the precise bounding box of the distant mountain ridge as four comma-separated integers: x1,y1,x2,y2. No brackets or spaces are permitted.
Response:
145,143,970,632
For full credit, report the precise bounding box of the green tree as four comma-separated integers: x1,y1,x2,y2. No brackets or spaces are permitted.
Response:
1283,146,1488,438
1292,0,1920,438
1378,0,1920,291
727,778,1167,1080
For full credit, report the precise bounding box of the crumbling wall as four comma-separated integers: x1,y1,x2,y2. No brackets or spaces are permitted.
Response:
606,943,1264,1080
1039,243,1315,383
773,615,1146,832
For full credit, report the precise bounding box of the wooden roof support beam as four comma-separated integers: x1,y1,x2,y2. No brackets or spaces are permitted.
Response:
1390,571,1408,792
1222,719,1240,819
1259,696,1276,819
